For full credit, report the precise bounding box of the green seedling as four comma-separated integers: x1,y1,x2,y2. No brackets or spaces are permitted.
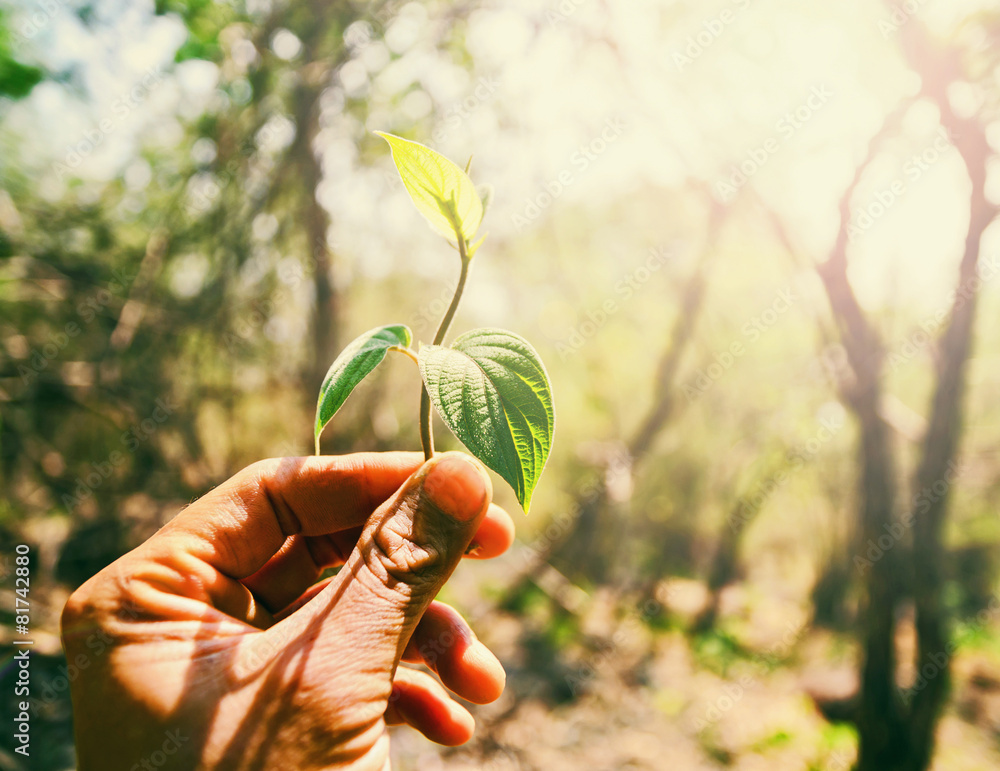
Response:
314,133,554,512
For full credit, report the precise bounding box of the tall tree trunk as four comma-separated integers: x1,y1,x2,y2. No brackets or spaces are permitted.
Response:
887,16,995,767
806,15,995,765
291,78,339,396
907,145,993,771
817,225,911,762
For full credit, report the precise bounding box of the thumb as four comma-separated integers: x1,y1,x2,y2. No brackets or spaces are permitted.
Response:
291,451,492,687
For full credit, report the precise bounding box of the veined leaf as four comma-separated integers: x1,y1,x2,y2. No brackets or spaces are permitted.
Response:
419,328,554,512
315,324,412,454
376,131,484,243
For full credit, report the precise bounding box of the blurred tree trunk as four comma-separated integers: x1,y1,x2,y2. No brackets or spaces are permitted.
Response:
893,20,994,768
288,12,342,397
810,467,857,630
549,199,722,587
498,197,723,609
693,458,783,634
810,16,996,768
295,82,340,397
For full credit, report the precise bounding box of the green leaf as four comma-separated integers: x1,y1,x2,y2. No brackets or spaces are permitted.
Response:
376,131,484,243
315,324,412,454
419,328,554,512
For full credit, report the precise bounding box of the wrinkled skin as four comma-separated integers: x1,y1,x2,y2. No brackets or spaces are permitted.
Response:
62,451,514,770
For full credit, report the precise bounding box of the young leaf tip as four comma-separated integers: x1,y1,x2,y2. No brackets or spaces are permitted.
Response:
375,131,484,243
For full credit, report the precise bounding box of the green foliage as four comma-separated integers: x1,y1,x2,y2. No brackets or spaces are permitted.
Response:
691,628,750,676
314,324,412,455
375,132,484,242
314,135,554,513
0,55,42,99
154,0,237,63
420,329,554,512
0,12,43,100
750,730,793,753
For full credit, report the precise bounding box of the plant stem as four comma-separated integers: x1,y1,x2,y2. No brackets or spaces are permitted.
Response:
420,238,470,460
389,346,419,366
433,240,470,347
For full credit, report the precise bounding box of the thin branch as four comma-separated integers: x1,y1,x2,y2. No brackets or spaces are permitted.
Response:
627,197,722,460
419,241,471,460
816,98,913,388
108,226,171,352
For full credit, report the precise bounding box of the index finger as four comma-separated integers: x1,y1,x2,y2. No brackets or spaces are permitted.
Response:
157,452,425,579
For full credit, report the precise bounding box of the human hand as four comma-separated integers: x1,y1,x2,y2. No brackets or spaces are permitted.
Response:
61,451,514,770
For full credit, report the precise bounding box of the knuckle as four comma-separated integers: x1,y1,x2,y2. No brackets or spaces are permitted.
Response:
60,587,89,628
355,491,470,606
371,516,446,582
235,457,277,489
60,559,148,649
60,582,100,646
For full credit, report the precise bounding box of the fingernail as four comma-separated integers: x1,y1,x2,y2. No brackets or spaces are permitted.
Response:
423,455,489,523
